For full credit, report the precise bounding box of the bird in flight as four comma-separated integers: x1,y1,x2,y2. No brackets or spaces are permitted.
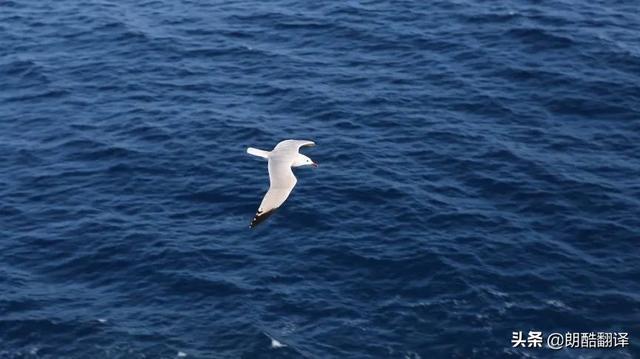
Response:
247,139,317,228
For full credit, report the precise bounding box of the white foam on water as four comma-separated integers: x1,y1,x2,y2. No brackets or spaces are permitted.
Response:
271,338,286,349
177,351,187,357
264,333,287,349
545,299,571,311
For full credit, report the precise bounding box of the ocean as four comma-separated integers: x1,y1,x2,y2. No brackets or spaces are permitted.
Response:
1,0,639,358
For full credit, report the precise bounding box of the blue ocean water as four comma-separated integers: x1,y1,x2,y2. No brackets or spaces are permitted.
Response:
1,0,639,357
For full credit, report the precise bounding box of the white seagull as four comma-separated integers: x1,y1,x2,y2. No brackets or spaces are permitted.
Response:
247,139,317,228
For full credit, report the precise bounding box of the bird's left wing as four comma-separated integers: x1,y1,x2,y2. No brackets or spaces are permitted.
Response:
250,159,298,228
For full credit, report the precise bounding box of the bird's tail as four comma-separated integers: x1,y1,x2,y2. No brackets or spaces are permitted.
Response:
247,147,270,159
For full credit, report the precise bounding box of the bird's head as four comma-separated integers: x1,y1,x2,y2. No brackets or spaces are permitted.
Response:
293,154,318,168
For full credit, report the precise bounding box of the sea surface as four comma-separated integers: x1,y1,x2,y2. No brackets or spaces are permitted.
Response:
1,0,639,358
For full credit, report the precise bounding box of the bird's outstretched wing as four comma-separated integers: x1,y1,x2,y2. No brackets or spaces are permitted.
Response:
250,159,298,228
273,140,315,153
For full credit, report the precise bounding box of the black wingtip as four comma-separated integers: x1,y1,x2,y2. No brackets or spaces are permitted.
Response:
249,208,278,229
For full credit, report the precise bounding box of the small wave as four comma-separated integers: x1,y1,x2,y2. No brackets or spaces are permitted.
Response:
545,299,572,311
463,12,521,24
1,59,50,85
506,27,576,50
545,96,633,118
4,89,70,102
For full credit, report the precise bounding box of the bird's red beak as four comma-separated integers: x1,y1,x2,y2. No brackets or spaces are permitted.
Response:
312,162,318,168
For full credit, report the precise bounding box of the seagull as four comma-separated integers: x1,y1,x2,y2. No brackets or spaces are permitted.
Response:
247,139,317,228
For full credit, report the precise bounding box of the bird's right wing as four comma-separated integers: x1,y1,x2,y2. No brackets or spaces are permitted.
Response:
250,159,298,228
273,140,315,152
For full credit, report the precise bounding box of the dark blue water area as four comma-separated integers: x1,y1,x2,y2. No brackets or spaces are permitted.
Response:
1,0,639,357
